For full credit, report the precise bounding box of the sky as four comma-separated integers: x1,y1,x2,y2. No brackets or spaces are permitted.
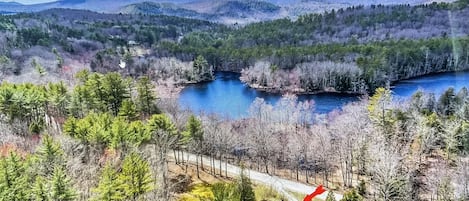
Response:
0,0,56,4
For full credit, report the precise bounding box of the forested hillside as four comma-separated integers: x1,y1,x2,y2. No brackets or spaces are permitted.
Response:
0,9,218,84
164,0,469,93
1,70,469,200
1,1,469,94
0,70,278,200
120,0,282,24
1,0,469,200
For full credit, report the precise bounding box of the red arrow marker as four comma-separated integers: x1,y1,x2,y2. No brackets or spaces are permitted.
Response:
303,185,326,201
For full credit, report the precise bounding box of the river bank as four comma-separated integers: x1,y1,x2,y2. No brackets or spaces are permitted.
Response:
244,82,365,95
241,69,469,96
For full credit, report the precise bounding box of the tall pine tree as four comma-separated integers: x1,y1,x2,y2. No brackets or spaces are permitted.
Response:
92,163,124,201
236,166,255,201
183,115,204,178
36,135,64,177
102,72,130,116
32,176,50,201
118,100,138,121
50,167,76,201
146,114,177,200
118,152,153,201
136,76,158,117
0,152,30,201
341,189,363,201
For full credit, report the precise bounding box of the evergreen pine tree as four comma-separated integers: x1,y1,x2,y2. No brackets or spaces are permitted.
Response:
326,191,337,201
236,166,255,201
146,114,177,200
136,76,158,116
46,81,69,118
367,87,394,135
0,84,15,123
341,189,363,201
32,176,50,201
110,117,130,150
92,163,124,201
70,85,94,117
32,58,47,77
0,152,31,201
127,120,150,146
118,100,138,121
212,182,237,201
118,152,153,201
438,87,457,116
146,114,177,139
102,72,130,116
182,115,204,178
36,135,64,176
50,167,76,201
192,55,212,81
52,48,63,69
75,69,90,84
85,73,107,112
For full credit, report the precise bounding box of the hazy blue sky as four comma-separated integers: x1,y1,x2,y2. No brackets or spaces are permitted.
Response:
0,0,55,4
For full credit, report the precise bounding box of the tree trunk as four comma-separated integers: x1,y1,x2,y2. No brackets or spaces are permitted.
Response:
257,159,260,171
161,148,169,200
350,161,353,186
225,156,228,178
314,170,317,183
196,154,200,179
173,150,178,164
185,151,189,174
200,154,204,171
296,165,299,181
219,154,222,177
210,154,214,175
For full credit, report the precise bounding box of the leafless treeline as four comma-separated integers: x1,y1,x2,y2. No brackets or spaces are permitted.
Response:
240,61,366,93
160,89,469,200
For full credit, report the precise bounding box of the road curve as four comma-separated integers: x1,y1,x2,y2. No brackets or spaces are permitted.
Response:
177,152,343,201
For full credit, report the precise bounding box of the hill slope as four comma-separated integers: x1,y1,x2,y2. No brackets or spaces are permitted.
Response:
0,0,458,24
121,0,282,24
120,2,206,19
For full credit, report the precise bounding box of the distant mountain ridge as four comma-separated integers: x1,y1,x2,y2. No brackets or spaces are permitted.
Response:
0,2,22,6
120,2,207,19
0,0,457,24
211,0,281,15
119,0,282,23
57,0,87,5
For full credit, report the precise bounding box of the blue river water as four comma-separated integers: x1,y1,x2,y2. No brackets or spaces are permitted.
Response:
179,71,469,118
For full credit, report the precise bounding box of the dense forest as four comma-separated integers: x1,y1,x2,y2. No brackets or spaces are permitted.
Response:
1,70,469,200
0,71,264,201
0,0,468,93
1,1,469,200
165,0,469,93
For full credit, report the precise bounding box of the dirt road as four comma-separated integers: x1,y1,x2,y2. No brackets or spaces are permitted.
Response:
179,153,343,201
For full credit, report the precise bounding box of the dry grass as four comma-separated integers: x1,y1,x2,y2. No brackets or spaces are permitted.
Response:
170,162,289,201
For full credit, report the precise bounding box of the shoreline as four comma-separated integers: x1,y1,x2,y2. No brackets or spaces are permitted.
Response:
243,83,365,96
155,82,185,99
155,78,215,98
167,69,469,97
238,69,469,96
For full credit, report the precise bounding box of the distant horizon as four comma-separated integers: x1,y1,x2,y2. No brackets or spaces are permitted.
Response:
0,0,56,5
